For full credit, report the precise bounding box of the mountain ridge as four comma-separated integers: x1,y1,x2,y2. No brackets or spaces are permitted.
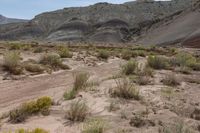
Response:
0,14,28,25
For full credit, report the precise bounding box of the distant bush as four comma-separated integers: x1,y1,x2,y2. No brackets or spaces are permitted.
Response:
82,118,106,133
3,51,23,75
121,60,137,75
132,50,146,57
121,49,132,60
66,100,89,122
57,46,73,58
24,62,45,73
9,97,52,123
9,43,21,50
147,56,169,70
34,47,44,53
39,53,69,70
110,78,140,100
98,50,109,60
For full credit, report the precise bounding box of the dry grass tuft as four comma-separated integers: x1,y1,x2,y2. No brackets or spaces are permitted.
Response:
82,118,106,133
66,100,89,122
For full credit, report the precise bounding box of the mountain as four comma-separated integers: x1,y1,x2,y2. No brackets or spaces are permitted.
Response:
0,14,28,25
0,0,199,47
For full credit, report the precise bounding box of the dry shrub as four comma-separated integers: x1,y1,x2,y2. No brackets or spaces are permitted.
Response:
121,49,132,60
98,50,109,60
135,75,151,85
24,62,45,73
3,51,23,75
162,74,180,86
39,53,69,70
111,78,140,100
34,47,44,53
121,60,137,75
66,100,89,122
57,46,73,58
82,118,106,133
73,72,90,91
148,56,169,70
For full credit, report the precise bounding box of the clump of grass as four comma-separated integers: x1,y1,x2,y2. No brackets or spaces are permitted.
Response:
121,60,137,75
98,50,109,60
132,50,147,57
162,74,180,86
110,78,140,100
39,53,69,70
63,72,90,100
3,51,23,75
148,56,169,70
57,46,73,58
135,75,151,85
73,72,90,91
66,100,89,122
9,97,52,123
82,118,106,133
121,49,132,60
63,89,76,100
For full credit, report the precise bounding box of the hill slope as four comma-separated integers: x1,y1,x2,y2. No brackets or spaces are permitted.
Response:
0,14,28,25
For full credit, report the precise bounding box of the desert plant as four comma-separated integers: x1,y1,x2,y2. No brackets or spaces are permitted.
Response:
162,74,180,86
121,49,132,60
98,50,109,60
9,97,52,123
66,100,89,122
148,56,169,70
11,128,49,133
24,62,45,73
57,46,73,58
3,51,23,75
34,47,44,53
63,89,76,100
135,75,151,85
73,72,90,91
9,43,21,50
121,60,137,75
82,118,106,133
111,78,140,100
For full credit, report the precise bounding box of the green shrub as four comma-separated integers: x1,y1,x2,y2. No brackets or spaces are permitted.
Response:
147,56,169,70
111,78,140,100
121,60,137,75
132,50,147,57
98,50,109,60
162,74,180,86
121,49,132,60
136,65,154,77
174,52,196,67
3,51,23,75
9,97,52,123
66,100,89,122
57,46,73,58
82,118,106,133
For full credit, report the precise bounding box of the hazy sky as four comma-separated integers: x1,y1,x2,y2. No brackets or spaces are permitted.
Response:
0,0,166,19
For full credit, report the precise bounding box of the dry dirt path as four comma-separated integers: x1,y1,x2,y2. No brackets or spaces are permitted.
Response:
0,58,123,114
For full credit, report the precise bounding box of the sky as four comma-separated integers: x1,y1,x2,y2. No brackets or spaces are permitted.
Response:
0,0,166,19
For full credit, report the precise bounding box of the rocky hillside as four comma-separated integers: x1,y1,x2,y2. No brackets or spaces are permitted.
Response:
0,0,197,45
0,14,28,25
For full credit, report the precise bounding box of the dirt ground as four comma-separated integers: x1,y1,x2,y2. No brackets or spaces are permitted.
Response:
0,42,200,133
